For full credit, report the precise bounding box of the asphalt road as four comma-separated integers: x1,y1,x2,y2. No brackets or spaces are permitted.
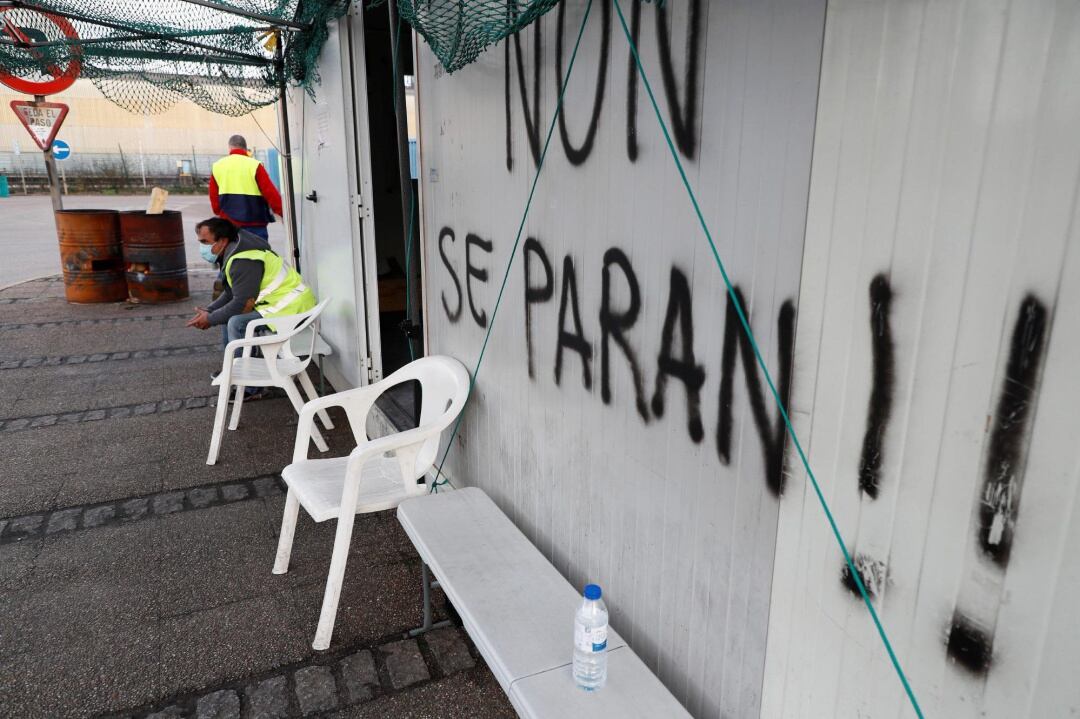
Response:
0,194,287,289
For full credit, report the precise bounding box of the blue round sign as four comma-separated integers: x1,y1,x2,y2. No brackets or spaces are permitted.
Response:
51,140,71,161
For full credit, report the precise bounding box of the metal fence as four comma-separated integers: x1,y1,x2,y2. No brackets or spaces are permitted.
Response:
0,149,275,194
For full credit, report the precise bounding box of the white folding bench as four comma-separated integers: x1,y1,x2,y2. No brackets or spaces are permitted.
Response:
397,487,690,718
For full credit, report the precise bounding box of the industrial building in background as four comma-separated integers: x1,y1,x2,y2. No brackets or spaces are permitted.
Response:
0,80,281,194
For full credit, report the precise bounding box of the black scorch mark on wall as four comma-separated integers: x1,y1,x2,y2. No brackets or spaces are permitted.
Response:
978,295,1047,567
716,289,796,497
839,553,887,599
858,275,895,499
947,613,993,675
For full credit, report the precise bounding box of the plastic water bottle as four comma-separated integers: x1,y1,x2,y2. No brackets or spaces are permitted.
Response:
573,583,608,690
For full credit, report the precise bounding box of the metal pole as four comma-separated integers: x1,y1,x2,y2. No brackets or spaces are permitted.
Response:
387,0,422,364
0,26,266,56
59,160,67,195
274,32,301,271
44,149,61,209
407,562,452,637
421,562,432,628
36,95,62,213
138,140,147,187
117,143,130,190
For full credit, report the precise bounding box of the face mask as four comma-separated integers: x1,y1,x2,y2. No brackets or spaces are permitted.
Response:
199,243,219,264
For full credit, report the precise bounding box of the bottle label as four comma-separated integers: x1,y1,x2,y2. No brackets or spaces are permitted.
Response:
575,623,608,653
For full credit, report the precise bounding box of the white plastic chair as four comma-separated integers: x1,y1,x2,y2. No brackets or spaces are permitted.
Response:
289,328,333,394
272,355,471,650
289,327,332,360
206,298,334,465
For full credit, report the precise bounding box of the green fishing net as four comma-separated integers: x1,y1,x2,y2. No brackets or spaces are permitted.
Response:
0,1,350,116
380,0,560,73
372,0,663,74
0,0,663,116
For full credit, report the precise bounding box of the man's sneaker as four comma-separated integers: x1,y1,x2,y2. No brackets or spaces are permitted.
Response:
211,370,221,383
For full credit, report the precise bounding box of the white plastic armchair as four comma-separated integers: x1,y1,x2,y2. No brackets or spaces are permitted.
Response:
289,328,334,393
271,355,471,650
205,298,333,465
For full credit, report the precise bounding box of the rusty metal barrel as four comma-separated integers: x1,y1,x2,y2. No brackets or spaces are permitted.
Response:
119,210,190,303
56,209,128,303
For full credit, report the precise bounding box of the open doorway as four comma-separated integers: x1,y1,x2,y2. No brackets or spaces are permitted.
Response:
357,3,422,425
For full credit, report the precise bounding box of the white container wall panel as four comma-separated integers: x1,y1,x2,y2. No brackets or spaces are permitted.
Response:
288,16,371,390
763,1,1080,717
417,2,826,716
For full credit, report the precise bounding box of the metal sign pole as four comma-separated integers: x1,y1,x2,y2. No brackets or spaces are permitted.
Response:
35,94,63,213
139,140,147,187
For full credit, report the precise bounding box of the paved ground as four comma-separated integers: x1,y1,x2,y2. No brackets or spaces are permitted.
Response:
0,194,288,289
0,274,514,718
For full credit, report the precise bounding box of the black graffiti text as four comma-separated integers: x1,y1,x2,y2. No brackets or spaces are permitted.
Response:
505,1,704,169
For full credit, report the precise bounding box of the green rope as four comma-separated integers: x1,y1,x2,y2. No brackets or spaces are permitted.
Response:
611,0,923,715
430,0,596,492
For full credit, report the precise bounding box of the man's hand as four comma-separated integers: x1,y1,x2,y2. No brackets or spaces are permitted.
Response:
185,308,211,330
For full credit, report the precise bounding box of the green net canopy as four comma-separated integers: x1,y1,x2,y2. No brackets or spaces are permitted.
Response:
377,0,662,75
383,0,560,74
0,1,350,116
0,1,665,115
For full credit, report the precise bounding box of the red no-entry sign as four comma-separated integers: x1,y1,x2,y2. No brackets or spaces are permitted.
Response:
10,100,69,151
0,8,82,96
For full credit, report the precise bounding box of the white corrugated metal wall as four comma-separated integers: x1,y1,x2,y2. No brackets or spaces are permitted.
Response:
294,0,1080,716
764,0,1080,717
417,1,826,716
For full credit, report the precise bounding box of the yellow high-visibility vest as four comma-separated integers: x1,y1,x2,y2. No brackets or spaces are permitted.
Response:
225,249,315,319
212,153,273,224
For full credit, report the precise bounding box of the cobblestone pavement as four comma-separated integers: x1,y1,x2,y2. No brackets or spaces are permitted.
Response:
0,275,515,718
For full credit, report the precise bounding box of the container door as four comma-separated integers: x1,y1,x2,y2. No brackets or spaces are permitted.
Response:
288,7,382,387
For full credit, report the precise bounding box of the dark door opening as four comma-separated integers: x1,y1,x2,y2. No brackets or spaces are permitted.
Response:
360,4,422,425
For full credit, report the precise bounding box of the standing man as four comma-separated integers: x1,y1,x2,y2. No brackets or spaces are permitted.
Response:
209,135,281,241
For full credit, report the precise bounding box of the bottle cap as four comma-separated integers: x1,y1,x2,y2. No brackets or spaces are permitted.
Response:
584,584,602,600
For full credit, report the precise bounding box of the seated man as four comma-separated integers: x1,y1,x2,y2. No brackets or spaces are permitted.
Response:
186,218,316,375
